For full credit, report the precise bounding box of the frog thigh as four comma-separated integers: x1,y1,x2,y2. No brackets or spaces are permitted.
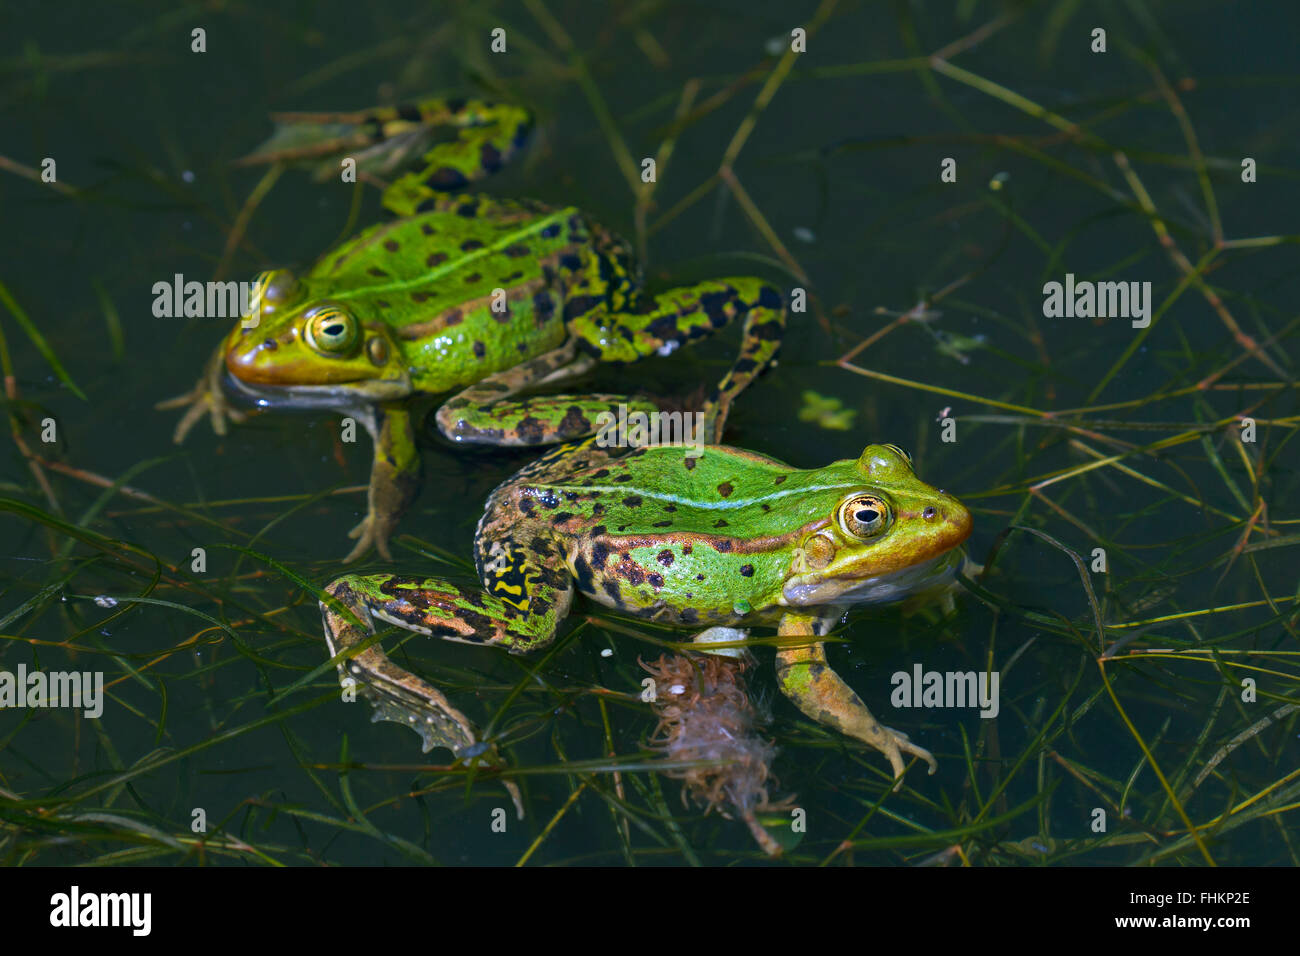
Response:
567,277,785,440
774,612,938,789
434,341,658,446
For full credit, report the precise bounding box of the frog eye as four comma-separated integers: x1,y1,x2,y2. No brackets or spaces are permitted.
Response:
304,306,359,354
839,494,891,539
881,444,912,467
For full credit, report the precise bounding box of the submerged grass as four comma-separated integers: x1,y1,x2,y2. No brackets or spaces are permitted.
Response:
1,0,1297,865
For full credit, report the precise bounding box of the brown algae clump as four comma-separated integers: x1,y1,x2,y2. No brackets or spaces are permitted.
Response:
641,652,794,856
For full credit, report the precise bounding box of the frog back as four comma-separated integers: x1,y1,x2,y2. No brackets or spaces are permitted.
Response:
308,199,592,392
494,444,861,628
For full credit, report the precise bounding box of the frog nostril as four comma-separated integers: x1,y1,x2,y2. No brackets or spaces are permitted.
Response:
262,338,278,351
923,506,937,520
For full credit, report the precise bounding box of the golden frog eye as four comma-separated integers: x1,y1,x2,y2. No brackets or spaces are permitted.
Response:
304,305,359,354
839,494,891,539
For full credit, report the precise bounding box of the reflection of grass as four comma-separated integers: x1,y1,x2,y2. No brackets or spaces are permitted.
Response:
2,1,1298,865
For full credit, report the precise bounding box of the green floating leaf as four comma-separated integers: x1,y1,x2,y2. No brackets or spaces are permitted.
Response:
797,390,856,431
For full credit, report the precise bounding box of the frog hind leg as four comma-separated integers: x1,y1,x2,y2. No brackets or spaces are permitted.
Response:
434,339,660,446
378,99,534,215
439,278,786,447
774,613,937,789
320,538,570,814
344,403,421,563
236,99,531,201
567,277,786,441
321,563,568,750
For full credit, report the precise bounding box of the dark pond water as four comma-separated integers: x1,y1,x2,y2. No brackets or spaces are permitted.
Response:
1,0,1297,865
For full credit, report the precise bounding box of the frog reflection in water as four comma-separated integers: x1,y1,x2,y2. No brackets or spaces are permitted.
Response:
320,440,972,793
160,99,784,560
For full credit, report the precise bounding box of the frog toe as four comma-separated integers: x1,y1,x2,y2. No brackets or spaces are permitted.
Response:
364,689,474,755
775,638,939,788
353,676,524,817
345,515,394,562
167,399,210,444
875,725,938,790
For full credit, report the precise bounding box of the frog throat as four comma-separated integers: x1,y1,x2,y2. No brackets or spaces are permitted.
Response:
220,368,412,411
781,548,965,607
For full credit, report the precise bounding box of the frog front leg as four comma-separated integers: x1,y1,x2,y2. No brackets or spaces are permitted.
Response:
157,337,248,443
345,402,421,562
774,611,937,789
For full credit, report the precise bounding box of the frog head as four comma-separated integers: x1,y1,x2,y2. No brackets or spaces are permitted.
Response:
782,444,972,607
222,269,411,409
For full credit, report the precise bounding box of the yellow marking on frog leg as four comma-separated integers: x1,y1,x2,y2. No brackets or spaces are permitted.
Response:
774,614,937,789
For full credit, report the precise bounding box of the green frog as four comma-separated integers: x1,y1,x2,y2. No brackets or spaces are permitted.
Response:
159,99,785,561
319,439,972,791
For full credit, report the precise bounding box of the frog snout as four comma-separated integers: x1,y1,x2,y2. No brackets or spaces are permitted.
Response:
225,335,284,383
928,497,973,547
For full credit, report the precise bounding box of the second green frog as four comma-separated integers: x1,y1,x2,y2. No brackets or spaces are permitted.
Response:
160,99,785,560
320,439,972,787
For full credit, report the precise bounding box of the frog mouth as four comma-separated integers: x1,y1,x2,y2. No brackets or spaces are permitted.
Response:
221,370,409,412
782,550,965,607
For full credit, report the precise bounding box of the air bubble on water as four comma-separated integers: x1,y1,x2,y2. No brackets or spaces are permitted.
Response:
181,170,195,184
792,226,816,243
600,647,613,658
